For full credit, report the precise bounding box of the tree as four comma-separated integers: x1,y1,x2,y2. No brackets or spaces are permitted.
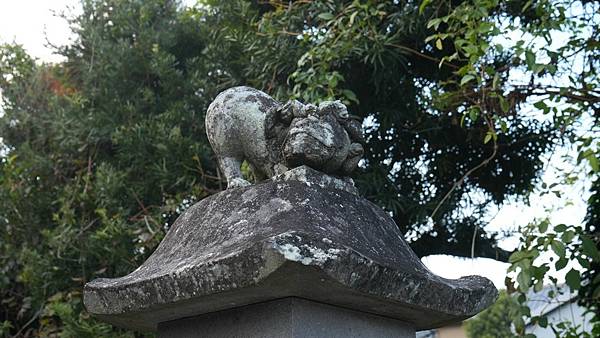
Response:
1,0,599,336
581,178,600,317
465,290,519,338
1,0,222,335
414,0,600,336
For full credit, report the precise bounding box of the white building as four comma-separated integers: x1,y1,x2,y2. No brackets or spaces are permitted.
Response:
525,284,595,338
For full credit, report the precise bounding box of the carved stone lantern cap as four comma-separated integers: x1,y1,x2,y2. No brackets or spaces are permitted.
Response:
83,166,497,332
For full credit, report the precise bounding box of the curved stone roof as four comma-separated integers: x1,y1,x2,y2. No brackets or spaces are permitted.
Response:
84,166,497,331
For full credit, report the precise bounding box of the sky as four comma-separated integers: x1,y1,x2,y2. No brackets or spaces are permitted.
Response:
0,1,591,290
0,0,78,63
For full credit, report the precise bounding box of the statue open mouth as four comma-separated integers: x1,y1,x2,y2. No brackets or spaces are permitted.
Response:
282,115,337,169
283,131,336,169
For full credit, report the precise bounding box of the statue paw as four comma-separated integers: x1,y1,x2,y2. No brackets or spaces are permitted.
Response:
228,178,251,189
348,143,364,156
273,163,289,176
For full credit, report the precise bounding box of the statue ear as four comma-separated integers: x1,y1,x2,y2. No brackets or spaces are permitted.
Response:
265,101,298,139
317,101,335,116
264,105,280,139
318,100,348,119
279,100,302,124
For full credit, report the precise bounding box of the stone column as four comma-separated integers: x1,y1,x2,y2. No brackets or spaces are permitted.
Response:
84,166,497,337
158,298,414,338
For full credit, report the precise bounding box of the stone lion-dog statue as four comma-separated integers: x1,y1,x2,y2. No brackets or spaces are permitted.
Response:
206,86,364,188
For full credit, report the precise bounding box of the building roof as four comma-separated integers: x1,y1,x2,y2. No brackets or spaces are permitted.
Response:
526,284,577,323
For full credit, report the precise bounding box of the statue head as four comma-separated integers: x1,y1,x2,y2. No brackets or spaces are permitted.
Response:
281,100,362,174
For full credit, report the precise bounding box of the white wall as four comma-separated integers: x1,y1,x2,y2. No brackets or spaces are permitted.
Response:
526,301,595,338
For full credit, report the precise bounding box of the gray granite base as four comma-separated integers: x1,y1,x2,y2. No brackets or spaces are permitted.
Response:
157,297,415,338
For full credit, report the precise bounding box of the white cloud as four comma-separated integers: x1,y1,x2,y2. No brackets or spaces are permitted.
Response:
422,255,510,289
0,0,80,63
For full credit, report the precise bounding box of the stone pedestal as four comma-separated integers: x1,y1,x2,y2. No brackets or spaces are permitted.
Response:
84,166,497,337
158,297,414,338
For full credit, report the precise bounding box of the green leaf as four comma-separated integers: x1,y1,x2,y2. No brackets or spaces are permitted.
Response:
342,89,359,103
561,230,575,243
484,133,492,144
499,96,509,113
426,18,442,29
419,0,432,14
500,120,508,133
587,154,599,172
318,13,334,21
517,269,531,292
525,50,536,69
349,11,358,26
555,257,568,270
468,107,479,122
492,73,500,89
435,39,443,50
581,235,600,260
550,240,566,258
577,256,591,269
460,74,475,86
538,220,549,233
577,149,592,164
554,224,567,232
534,279,544,292
514,316,525,332
538,315,548,328
533,100,547,111
463,45,479,56
565,269,581,291
533,64,545,75
509,250,528,263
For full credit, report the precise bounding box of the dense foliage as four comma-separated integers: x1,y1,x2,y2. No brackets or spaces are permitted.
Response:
0,1,221,336
0,0,598,336
465,290,519,338
419,0,600,336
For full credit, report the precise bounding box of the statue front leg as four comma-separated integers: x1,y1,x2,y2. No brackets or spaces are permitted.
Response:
219,156,251,188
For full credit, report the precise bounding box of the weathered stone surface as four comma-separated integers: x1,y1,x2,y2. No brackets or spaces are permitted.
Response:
84,166,497,331
273,165,359,195
205,86,364,188
158,297,415,338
